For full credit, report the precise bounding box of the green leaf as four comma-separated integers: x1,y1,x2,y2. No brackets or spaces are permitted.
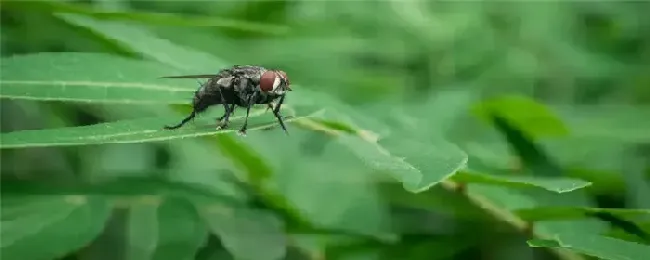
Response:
151,199,208,260
200,206,287,260
0,52,194,104
472,95,570,137
554,104,650,144
527,238,561,248
490,113,564,177
365,134,468,193
380,182,487,221
11,0,290,35
57,13,391,139
57,13,228,73
226,127,395,239
452,170,592,193
127,200,159,260
515,207,650,222
0,195,112,260
0,176,242,207
0,178,220,260
0,110,314,149
207,134,312,229
53,11,469,197
71,198,207,260
528,234,650,260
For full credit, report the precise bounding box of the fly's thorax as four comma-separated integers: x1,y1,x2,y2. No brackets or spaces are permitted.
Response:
215,77,233,88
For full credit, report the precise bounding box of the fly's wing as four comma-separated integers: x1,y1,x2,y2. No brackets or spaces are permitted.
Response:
161,66,237,79
160,74,217,79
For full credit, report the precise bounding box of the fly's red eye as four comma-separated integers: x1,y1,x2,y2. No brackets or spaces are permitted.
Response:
260,71,276,92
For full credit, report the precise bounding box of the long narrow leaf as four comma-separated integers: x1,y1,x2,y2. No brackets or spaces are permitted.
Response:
0,111,314,149
0,52,194,104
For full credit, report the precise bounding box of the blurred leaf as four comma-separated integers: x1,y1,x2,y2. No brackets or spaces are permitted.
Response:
475,98,650,144
490,113,564,177
200,206,287,260
151,199,208,260
473,95,570,137
467,183,605,254
0,176,242,207
527,238,560,247
56,13,228,73
8,0,290,35
0,111,313,149
0,178,231,260
452,170,592,193
0,52,193,104
217,126,396,241
554,104,650,144
206,134,313,231
515,207,650,222
380,183,488,221
126,200,158,260
587,211,650,242
0,195,111,260
362,134,468,193
528,233,650,260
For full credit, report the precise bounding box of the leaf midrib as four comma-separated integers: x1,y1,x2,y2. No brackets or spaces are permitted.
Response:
0,80,194,92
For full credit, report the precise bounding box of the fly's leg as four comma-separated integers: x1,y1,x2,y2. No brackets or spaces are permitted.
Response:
164,111,196,130
268,94,288,135
216,80,238,130
238,92,258,136
216,88,231,129
265,102,274,113
217,103,235,130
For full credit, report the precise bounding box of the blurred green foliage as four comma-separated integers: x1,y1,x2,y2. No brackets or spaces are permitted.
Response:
1,1,650,260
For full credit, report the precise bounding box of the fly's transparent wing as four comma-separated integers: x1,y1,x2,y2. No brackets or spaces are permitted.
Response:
160,74,218,79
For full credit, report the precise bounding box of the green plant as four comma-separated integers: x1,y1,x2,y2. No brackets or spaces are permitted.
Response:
2,1,650,260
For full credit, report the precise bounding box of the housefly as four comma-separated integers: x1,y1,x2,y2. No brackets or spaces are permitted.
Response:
162,65,292,136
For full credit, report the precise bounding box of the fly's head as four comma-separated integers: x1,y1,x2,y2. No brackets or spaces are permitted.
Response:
260,69,292,95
